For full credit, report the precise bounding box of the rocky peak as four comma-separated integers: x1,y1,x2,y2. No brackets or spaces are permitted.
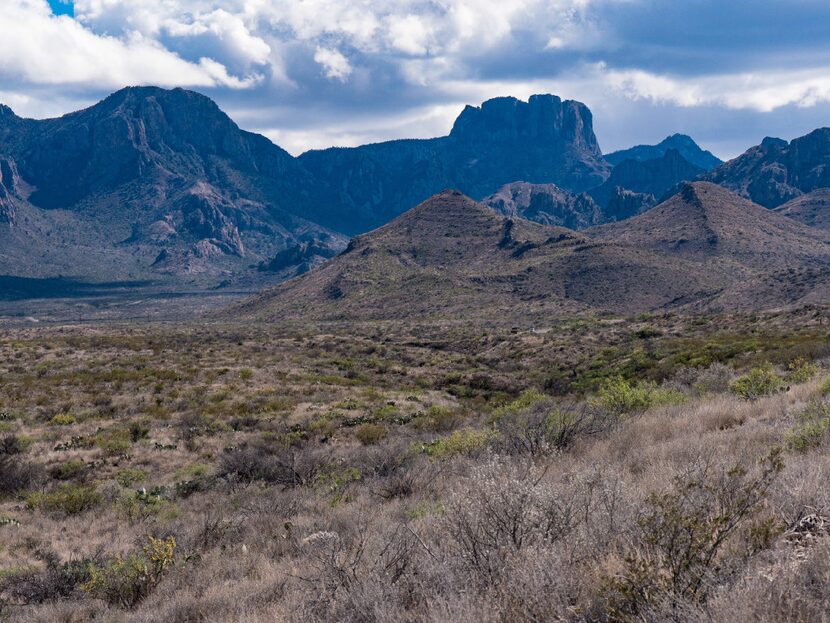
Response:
606,133,722,171
0,104,15,122
761,136,788,149
449,94,601,153
483,181,602,230
705,128,830,207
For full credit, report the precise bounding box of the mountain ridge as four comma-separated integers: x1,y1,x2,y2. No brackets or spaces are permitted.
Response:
235,183,830,321
606,134,723,170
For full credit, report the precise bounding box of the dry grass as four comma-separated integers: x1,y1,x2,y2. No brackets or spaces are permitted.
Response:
0,315,829,621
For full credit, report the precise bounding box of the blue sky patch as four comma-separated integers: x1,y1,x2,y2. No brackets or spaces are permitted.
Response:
48,1,74,18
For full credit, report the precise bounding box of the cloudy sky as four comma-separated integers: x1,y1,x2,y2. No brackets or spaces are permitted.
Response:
2,0,830,158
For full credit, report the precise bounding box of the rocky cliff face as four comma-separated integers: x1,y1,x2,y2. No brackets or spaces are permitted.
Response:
483,182,602,230
704,129,830,208
0,156,20,224
299,94,610,233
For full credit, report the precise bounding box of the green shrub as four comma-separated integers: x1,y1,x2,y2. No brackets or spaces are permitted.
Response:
174,463,211,479
239,368,254,381
820,376,830,397
492,390,547,419
129,420,151,442
730,364,786,400
785,401,830,452
313,467,362,499
50,459,88,481
115,490,170,523
493,397,613,456
95,429,132,456
786,358,819,384
413,405,458,432
49,414,76,426
27,484,102,516
115,468,148,488
594,377,686,414
83,536,175,608
354,423,388,445
419,428,498,460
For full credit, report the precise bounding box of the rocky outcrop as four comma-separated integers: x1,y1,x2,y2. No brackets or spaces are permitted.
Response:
0,156,20,224
299,94,610,234
606,134,722,171
178,187,244,257
483,182,602,229
705,129,830,208
602,187,656,222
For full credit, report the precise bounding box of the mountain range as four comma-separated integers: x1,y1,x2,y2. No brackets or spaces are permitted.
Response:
1,85,829,315
235,182,830,321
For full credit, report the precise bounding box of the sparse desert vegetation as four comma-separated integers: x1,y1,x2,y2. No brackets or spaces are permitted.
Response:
1,310,829,621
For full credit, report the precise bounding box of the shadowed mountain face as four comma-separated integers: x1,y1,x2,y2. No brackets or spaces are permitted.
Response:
606,134,723,171
298,95,610,234
235,184,830,321
704,129,830,208
589,149,706,220
0,87,348,284
0,89,614,289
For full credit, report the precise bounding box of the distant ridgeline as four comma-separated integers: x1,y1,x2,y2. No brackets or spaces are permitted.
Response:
2,85,829,304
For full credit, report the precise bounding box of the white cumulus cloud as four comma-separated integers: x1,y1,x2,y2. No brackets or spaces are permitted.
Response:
0,0,258,89
313,47,352,81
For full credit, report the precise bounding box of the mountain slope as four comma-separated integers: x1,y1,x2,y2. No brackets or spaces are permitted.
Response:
236,184,830,321
0,87,346,284
606,134,722,170
589,182,830,271
233,190,721,321
704,129,830,208
775,188,830,230
589,182,830,311
298,95,610,234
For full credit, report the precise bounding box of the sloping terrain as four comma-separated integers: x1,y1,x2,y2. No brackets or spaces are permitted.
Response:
704,129,830,208
589,182,830,271
590,182,830,311
589,149,705,219
606,133,723,170
234,190,720,321
776,188,830,230
238,184,830,321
